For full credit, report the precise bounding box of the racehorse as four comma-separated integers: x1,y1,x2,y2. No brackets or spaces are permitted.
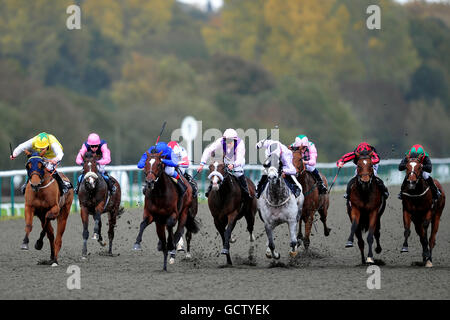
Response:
180,169,199,259
133,150,199,271
78,151,122,258
21,151,73,266
258,153,302,260
291,148,330,250
207,160,257,265
399,157,445,267
345,152,386,264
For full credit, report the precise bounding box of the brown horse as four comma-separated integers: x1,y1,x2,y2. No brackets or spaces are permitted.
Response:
291,149,330,250
207,160,257,265
21,151,73,266
78,151,122,258
345,152,386,264
133,151,199,271
400,157,445,267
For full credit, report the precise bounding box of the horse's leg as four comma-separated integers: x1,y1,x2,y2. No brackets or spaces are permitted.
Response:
414,218,430,266
318,201,331,237
46,221,56,262
422,210,433,266
155,222,168,271
93,201,106,245
374,215,382,254
185,230,192,258
133,208,153,250
288,218,298,257
35,214,47,251
355,227,365,265
53,200,71,266
243,204,256,242
401,210,411,253
107,210,117,255
167,212,178,264
223,212,239,265
346,208,360,248
22,205,35,250
173,208,187,246
303,210,314,250
81,206,89,258
428,211,441,266
366,210,378,264
264,223,279,259
296,216,304,246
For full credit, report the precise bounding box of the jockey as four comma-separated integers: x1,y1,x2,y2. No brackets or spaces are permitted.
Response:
197,128,252,199
336,142,389,199
137,142,187,196
75,133,116,194
167,140,198,198
290,135,327,194
10,132,70,195
398,144,441,200
255,139,303,199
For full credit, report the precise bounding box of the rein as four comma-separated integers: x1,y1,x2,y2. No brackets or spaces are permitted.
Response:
401,187,430,198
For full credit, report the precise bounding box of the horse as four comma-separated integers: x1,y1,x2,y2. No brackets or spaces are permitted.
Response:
291,148,330,250
133,150,200,271
77,151,122,258
257,153,303,260
21,150,73,266
207,160,257,265
399,157,446,267
345,151,386,264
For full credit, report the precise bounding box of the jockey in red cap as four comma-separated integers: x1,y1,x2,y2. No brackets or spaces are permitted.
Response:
336,142,389,199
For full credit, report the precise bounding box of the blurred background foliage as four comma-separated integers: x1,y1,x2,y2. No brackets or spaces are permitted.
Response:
0,0,449,169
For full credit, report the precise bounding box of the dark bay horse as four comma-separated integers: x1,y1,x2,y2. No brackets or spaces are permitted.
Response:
291,148,330,250
345,152,386,265
400,157,445,267
133,151,199,271
207,161,257,265
78,151,122,258
21,151,73,266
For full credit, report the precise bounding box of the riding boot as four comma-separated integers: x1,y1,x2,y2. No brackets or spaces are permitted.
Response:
103,173,116,194
53,172,69,194
284,175,301,198
425,177,441,201
238,175,253,199
312,169,327,194
398,178,407,200
184,172,198,198
344,176,357,199
256,175,268,199
176,178,187,197
375,176,389,199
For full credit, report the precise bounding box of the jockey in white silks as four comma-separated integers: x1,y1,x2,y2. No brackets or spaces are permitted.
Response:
290,135,327,194
255,139,303,199
197,128,252,199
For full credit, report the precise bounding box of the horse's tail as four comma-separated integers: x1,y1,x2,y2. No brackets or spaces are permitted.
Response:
185,213,200,234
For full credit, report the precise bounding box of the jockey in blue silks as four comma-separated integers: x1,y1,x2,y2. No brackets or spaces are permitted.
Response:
137,142,187,196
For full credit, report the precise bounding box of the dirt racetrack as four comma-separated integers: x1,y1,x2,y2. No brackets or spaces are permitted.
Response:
1,184,449,300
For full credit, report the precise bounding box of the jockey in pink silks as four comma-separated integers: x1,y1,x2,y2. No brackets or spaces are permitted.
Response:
197,128,252,199
75,133,116,194
290,135,327,194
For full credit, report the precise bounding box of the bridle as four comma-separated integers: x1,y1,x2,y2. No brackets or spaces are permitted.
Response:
356,156,373,185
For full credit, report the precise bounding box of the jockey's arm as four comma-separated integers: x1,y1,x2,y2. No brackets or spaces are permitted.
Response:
422,156,432,173
337,151,355,167
75,144,88,165
200,138,222,166
49,142,63,163
97,143,111,165
12,138,33,158
137,150,149,169
398,158,407,171
371,151,380,165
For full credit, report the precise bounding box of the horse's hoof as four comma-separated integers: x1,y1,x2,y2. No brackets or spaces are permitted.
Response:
92,233,99,240
230,236,237,244
35,240,43,250
51,262,59,267
401,247,409,253
81,256,88,260
221,248,229,255
176,244,185,252
345,241,353,248
289,250,298,258
133,243,142,251
249,234,255,242
169,257,175,265
274,252,281,260
21,243,29,250
425,260,433,268
375,247,382,254
366,257,375,264
98,240,106,247
265,248,272,259
325,228,331,237
185,253,192,259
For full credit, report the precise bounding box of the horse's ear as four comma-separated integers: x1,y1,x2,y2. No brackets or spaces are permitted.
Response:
146,151,150,158
355,151,360,158
369,150,373,157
